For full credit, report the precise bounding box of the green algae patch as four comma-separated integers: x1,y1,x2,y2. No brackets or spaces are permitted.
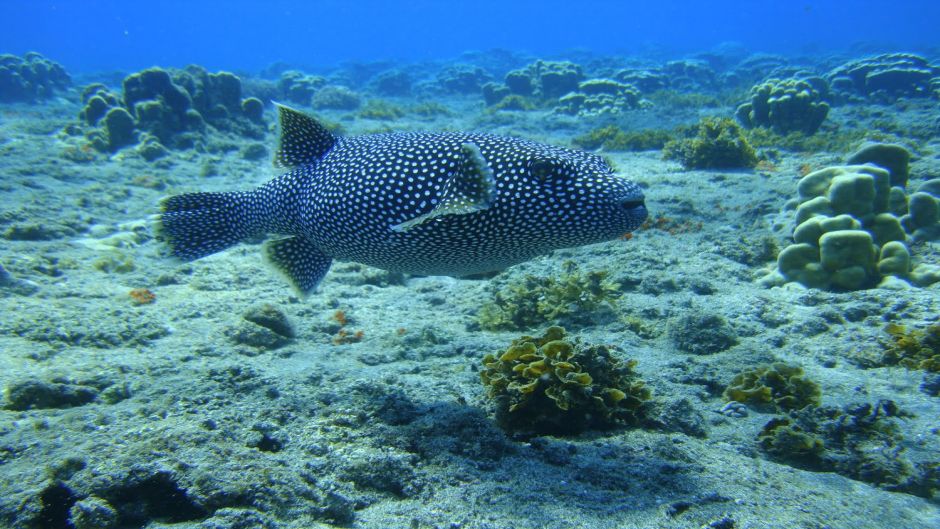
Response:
757,401,934,497
663,117,757,169
481,327,649,435
572,125,674,152
724,362,821,412
358,99,406,120
880,323,940,372
478,261,619,331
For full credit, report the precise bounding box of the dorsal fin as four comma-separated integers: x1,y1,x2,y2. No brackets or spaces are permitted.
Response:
392,142,496,232
273,103,337,169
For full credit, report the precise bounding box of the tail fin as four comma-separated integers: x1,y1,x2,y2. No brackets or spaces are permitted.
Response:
157,191,259,260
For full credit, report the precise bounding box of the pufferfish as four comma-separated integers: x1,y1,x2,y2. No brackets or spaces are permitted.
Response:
157,104,648,293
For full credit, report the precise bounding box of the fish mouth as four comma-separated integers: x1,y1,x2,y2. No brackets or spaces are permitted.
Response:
619,196,647,218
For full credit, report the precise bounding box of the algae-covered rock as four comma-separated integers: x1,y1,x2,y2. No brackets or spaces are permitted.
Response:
481,327,649,434
0,52,70,102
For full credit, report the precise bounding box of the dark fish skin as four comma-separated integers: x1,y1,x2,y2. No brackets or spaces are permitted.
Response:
158,105,647,293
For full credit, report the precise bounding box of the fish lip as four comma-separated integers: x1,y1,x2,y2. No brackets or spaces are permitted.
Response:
619,196,648,223
619,197,645,210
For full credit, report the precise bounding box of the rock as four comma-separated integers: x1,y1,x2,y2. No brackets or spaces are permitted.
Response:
3,380,98,410
0,52,70,102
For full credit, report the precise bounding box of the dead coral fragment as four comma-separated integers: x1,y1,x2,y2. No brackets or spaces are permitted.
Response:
881,323,940,372
724,362,821,412
481,326,649,434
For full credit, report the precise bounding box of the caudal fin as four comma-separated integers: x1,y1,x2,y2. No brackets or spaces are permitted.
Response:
157,191,258,260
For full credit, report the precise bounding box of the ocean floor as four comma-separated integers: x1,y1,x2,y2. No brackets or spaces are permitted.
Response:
1,51,939,529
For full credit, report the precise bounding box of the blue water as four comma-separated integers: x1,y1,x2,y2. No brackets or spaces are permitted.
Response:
2,0,939,73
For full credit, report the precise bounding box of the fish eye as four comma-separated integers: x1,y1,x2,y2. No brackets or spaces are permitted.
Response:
528,159,555,180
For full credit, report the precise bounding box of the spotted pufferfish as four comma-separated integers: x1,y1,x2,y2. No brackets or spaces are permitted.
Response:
157,104,648,293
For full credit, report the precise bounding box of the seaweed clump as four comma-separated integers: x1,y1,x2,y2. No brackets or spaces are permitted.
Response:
663,117,758,169
572,125,674,152
478,261,619,331
758,401,937,497
724,363,821,412
358,99,406,120
880,323,940,372
480,326,650,434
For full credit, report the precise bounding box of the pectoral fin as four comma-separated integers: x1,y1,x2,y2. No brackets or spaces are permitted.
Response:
391,142,496,232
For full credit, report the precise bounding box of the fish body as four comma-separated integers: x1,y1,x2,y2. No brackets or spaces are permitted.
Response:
158,105,647,293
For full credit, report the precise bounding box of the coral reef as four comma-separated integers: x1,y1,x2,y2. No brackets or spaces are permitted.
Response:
277,70,326,104
436,64,492,94
554,78,640,117
724,363,821,412
827,52,939,102
765,146,940,290
758,401,936,497
369,69,412,96
0,52,70,102
520,60,584,99
480,326,650,434
483,60,583,108
477,261,619,331
613,68,668,92
661,59,717,91
735,77,830,135
76,66,266,155
662,117,758,169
